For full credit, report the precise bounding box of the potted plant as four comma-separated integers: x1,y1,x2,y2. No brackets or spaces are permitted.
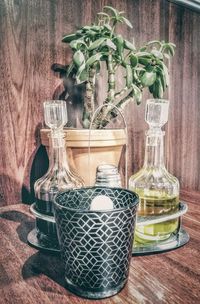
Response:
41,6,175,185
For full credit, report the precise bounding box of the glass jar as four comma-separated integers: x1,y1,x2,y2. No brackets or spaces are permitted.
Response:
129,99,179,243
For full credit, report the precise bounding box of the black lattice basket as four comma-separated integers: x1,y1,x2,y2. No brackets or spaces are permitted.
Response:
54,187,138,299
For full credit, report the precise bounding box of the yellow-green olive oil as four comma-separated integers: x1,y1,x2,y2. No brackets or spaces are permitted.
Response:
135,194,179,243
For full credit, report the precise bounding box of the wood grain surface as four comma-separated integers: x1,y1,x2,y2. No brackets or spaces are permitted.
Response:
0,0,200,206
0,190,199,304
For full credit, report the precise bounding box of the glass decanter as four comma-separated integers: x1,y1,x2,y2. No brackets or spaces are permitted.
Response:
129,99,179,243
34,100,84,216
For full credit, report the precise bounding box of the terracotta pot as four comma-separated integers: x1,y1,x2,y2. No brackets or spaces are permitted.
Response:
40,129,126,186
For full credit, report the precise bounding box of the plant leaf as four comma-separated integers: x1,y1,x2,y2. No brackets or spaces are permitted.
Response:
163,53,171,59
76,64,89,84
62,33,78,43
146,40,162,46
66,62,75,77
113,35,124,56
70,39,87,50
73,50,85,67
81,26,91,31
149,83,155,94
152,78,163,98
91,25,102,32
103,39,116,50
85,53,102,67
141,71,157,87
136,51,152,58
97,12,110,18
145,64,154,72
121,16,133,28
70,40,79,50
151,49,163,59
124,39,136,51
159,72,166,90
103,6,118,18
131,84,142,104
157,78,164,97
86,29,97,37
160,62,169,86
169,42,176,48
137,52,152,65
163,43,175,56
103,24,112,32
130,54,138,67
88,37,106,51
133,69,139,81
140,46,147,51
138,57,150,65
152,81,159,98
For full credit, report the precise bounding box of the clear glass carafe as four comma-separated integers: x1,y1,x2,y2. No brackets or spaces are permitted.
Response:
34,132,84,216
129,99,179,243
34,100,84,216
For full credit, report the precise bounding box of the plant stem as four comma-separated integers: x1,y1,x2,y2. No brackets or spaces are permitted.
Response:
97,92,133,128
93,87,132,128
82,67,96,128
107,52,115,103
125,51,131,61
110,22,116,37
92,52,115,128
114,86,129,102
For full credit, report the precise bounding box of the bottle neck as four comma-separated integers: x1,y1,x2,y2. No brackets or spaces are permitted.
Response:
143,129,165,169
48,131,69,171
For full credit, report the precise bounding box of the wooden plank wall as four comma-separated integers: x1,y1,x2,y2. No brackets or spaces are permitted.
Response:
0,0,199,206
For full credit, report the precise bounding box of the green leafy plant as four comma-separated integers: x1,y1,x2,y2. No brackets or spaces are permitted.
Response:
61,6,175,128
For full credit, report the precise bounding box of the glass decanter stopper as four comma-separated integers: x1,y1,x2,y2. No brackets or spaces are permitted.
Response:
129,99,179,243
34,100,84,216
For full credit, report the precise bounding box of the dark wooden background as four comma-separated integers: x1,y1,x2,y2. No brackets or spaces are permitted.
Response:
0,0,199,206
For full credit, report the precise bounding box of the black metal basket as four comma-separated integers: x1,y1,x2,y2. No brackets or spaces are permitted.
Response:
54,187,138,299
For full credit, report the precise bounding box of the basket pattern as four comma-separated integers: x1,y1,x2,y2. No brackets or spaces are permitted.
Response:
54,187,138,293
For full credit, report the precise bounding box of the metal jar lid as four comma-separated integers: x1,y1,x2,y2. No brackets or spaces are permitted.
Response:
95,164,122,187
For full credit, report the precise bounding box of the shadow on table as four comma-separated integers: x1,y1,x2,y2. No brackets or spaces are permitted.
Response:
22,251,66,290
0,210,34,244
0,210,69,294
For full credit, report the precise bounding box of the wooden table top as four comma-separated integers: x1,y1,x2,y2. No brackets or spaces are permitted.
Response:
0,190,200,304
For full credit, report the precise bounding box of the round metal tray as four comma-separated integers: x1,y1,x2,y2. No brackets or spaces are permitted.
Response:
30,204,55,223
136,201,188,226
28,202,189,255
27,228,60,253
27,226,189,256
132,227,189,256
30,201,188,225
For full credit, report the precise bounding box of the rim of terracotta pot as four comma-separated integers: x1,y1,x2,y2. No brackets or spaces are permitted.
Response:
40,128,126,147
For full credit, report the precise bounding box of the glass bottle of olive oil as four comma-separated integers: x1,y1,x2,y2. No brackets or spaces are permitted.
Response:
129,99,179,243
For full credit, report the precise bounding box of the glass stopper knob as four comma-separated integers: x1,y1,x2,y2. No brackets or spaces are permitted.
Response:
145,99,169,129
43,100,68,130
